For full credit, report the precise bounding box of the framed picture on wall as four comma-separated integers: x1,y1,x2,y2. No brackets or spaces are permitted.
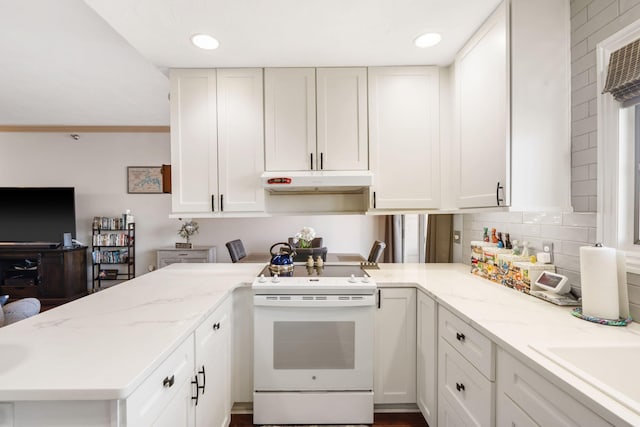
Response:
127,166,163,194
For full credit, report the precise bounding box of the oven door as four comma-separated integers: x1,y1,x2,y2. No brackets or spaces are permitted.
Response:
253,294,374,391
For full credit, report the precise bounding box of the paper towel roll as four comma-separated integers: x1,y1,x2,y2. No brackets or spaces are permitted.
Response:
580,245,620,320
617,250,630,319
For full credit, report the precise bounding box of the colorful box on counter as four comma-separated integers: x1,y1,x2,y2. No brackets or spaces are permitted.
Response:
505,262,556,294
496,253,530,272
470,243,508,283
470,241,496,263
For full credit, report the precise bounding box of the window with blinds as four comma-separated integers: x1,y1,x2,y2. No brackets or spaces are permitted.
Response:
603,38,640,103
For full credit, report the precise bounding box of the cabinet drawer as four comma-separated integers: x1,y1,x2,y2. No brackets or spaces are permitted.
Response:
497,349,611,427
158,250,210,260
126,335,195,426
437,391,469,427
195,298,231,344
159,258,208,268
439,306,494,380
439,338,494,427
497,393,537,427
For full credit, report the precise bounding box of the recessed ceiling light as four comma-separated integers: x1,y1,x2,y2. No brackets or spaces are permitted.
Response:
191,34,219,50
414,33,442,48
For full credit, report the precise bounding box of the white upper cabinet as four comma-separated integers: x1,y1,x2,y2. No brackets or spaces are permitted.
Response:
452,1,508,209
170,69,219,214
170,68,265,216
509,0,571,212
217,68,265,213
316,68,369,171
368,66,440,210
451,0,571,211
264,68,317,171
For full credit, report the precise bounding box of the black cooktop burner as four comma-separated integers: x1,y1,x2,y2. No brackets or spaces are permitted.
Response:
257,264,369,278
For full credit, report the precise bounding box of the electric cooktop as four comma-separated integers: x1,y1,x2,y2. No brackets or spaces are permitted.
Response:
253,263,377,295
257,263,369,278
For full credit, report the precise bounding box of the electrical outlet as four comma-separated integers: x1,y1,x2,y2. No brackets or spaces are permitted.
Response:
453,230,461,244
542,241,554,263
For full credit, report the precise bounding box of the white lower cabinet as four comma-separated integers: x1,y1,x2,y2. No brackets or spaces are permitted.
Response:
194,298,232,427
437,306,495,427
374,287,416,404
126,334,196,426
416,290,437,426
496,348,612,427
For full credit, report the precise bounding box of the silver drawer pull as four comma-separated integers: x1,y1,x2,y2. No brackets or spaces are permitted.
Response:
163,375,175,388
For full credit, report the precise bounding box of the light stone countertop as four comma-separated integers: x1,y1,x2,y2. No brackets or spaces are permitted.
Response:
1,262,639,425
0,262,264,401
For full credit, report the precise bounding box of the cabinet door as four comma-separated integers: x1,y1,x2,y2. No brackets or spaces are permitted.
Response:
317,68,368,171
368,67,440,209
195,299,231,427
217,68,265,213
170,69,219,213
153,377,196,427
452,2,508,208
374,287,416,404
264,68,316,171
416,291,437,427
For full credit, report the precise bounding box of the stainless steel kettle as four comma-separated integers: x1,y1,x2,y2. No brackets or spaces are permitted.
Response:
269,242,296,273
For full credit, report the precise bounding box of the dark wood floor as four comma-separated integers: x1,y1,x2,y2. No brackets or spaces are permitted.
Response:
231,412,429,427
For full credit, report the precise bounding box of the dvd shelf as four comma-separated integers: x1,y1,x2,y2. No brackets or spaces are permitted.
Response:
91,216,135,291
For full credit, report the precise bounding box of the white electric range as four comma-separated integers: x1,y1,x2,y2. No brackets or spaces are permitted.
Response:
252,263,377,425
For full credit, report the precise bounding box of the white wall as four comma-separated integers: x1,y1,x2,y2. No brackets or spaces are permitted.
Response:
0,132,384,289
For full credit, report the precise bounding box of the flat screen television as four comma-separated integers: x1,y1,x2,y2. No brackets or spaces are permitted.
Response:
0,187,76,246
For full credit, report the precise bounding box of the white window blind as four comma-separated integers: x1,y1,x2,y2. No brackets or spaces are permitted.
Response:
603,38,640,103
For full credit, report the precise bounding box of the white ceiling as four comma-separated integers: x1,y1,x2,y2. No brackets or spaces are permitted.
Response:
0,0,501,127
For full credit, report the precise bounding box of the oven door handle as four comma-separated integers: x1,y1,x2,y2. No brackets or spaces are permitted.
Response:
254,295,375,307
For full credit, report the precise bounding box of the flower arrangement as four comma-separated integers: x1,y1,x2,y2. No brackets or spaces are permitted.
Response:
178,219,199,243
293,226,316,248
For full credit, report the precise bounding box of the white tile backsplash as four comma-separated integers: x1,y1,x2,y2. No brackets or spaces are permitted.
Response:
522,212,562,225
562,212,597,227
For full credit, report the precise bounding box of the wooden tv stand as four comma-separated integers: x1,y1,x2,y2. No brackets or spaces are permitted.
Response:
0,245,88,311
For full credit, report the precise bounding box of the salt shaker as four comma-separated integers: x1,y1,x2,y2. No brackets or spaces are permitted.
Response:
315,256,324,267
306,255,314,267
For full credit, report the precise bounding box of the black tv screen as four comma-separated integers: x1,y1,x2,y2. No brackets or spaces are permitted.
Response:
0,187,76,244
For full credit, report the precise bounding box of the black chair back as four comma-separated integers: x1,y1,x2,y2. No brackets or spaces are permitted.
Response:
226,239,247,263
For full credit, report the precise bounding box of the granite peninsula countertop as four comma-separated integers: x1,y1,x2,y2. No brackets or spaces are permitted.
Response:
0,262,638,425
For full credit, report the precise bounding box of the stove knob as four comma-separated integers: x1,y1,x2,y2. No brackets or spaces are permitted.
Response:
362,276,370,283
348,274,357,283
258,274,267,283
272,274,280,283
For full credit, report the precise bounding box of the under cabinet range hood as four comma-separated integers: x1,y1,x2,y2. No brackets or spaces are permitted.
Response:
261,171,373,193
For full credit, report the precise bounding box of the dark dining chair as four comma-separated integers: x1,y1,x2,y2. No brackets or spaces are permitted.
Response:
367,240,386,263
226,239,247,263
